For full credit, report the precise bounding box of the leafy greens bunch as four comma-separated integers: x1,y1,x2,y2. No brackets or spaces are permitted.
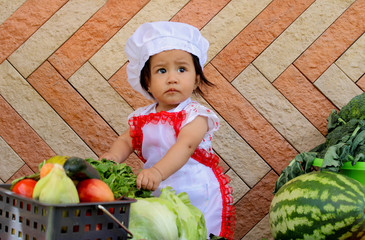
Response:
274,92,365,194
85,158,152,198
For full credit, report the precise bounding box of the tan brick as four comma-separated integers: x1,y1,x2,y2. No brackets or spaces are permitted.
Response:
233,64,325,152
201,0,272,62
0,0,26,24
90,0,188,80
314,64,363,109
336,34,365,82
226,169,250,205
8,0,106,78
294,0,365,82
69,62,133,134
0,136,25,182
0,0,68,63
0,60,96,159
273,65,337,135
253,0,355,82
211,0,314,82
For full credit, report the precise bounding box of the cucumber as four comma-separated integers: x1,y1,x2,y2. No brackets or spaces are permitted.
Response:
63,157,101,180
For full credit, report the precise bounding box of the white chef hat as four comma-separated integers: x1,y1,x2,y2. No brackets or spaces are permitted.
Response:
125,21,209,100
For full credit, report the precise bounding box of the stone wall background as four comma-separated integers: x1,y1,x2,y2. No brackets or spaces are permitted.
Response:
0,0,364,239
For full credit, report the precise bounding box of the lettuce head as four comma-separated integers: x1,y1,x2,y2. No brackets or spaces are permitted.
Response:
129,186,207,240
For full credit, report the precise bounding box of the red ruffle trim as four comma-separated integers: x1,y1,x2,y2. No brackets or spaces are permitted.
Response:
128,110,186,162
192,148,236,240
129,110,235,239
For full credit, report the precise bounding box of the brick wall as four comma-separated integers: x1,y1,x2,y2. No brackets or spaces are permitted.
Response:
0,0,364,239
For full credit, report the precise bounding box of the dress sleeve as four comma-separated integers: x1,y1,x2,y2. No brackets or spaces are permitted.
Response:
181,101,219,134
127,104,153,120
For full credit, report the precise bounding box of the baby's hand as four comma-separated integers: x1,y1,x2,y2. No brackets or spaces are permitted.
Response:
136,167,163,191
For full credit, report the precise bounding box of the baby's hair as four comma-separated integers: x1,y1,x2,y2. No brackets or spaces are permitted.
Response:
140,54,214,99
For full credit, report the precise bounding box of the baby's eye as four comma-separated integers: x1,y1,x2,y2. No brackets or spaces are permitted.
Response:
178,67,186,73
157,68,166,74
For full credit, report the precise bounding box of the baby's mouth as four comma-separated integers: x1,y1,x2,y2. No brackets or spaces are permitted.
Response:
166,88,178,93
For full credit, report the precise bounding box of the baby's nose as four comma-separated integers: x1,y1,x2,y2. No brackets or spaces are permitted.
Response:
167,74,178,84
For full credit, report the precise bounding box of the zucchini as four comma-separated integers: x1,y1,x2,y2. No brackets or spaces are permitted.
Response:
63,157,101,180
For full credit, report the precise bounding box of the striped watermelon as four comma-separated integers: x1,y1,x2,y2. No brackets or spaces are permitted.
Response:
269,171,365,240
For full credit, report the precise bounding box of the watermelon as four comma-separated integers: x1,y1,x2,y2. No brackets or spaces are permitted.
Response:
269,171,365,240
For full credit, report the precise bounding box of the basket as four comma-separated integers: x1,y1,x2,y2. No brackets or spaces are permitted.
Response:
313,158,365,186
0,184,136,240
340,161,365,186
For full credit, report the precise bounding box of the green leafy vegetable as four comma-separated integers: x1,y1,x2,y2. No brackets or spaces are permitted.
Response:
338,92,365,123
273,152,317,194
129,186,207,240
274,93,365,194
129,194,178,239
85,158,152,198
160,187,207,239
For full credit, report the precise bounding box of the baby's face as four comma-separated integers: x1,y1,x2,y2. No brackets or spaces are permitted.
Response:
148,50,200,112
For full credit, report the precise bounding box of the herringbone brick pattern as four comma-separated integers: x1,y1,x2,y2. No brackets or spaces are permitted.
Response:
1,0,364,239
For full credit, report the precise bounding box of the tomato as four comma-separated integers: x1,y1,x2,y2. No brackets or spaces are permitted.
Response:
12,179,37,198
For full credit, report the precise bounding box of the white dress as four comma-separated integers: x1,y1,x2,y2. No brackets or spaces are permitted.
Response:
128,98,235,239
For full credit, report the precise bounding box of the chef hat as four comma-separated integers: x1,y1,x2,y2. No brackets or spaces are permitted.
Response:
125,21,209,100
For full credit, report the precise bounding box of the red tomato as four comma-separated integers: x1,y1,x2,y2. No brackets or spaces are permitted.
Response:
12,179,37,198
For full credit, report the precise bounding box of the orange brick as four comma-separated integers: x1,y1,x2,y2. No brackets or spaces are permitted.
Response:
203,64,298,173
48,0,149,79
211,0,314,82
357,74,365,91
171,0,229,29
233,170,277,239
273,65,338,135
27,61,117,156
294,0,365,82
0,95,55,172
0,0,68,63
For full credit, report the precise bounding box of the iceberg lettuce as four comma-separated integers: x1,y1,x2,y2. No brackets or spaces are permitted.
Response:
129,187,207,240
